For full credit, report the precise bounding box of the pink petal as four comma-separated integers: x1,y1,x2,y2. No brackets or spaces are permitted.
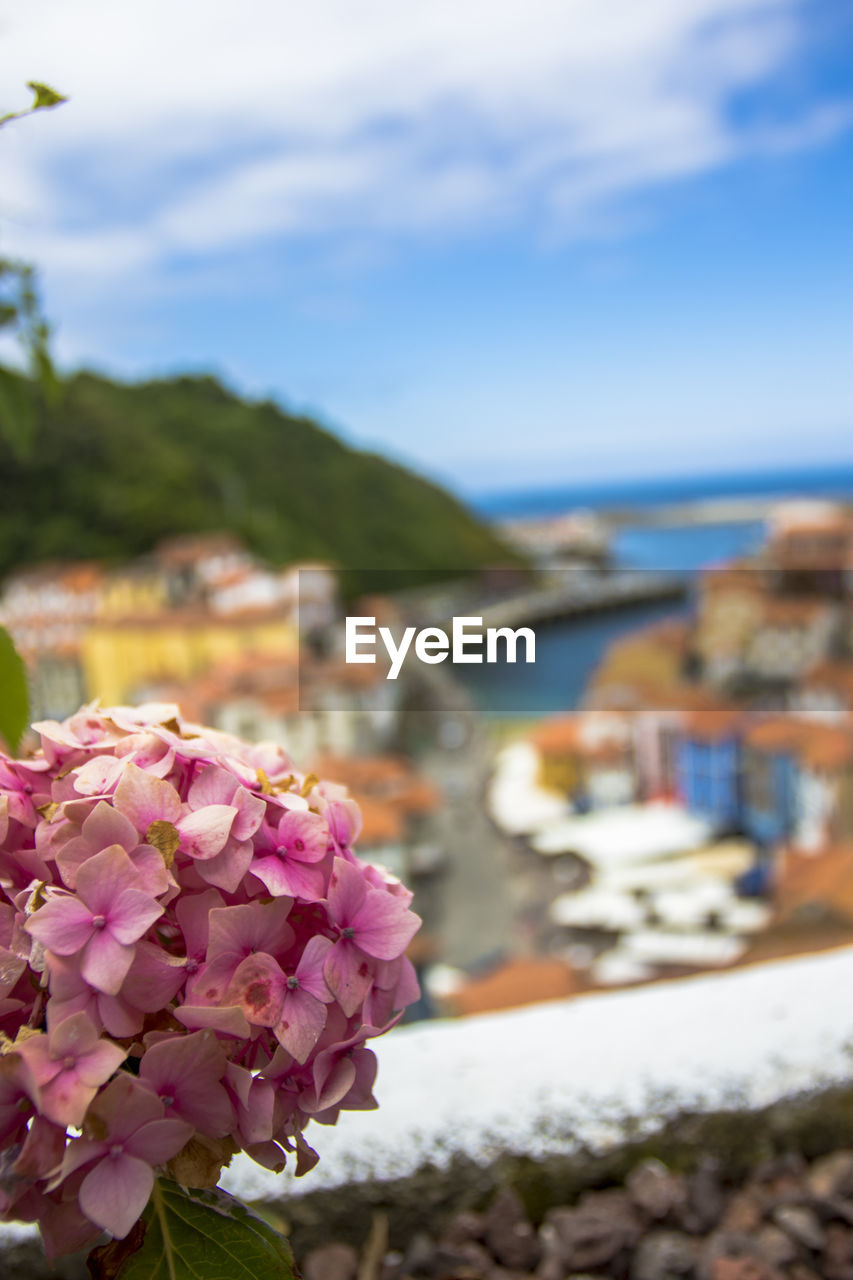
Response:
16,1034,61,1088
231,788,266,842
127,844,172,896
108,888,164,945
48,1009,99,1059
175,889,226,958
305,1055,356,1113
98,991,145,1038
71,755,124,796
82,801,139,853
277,810,330,863
229,953,286,1026
323,939,373,1017
207,898,294,964
77,1040,127,1087
275,989,328,1064
177,805,238,860
80,1153,154,1239
326,798,362,849
125,1117,193,1164
121,941,187,1010
245,1140,288,1172
326,857,368,925
55,837,96,890
76,845,140,915
188,764,238,808
250,854,327,902
26,896,93,955
295,936,335,1002
351,891,422,960
173,1004,251,1038
81,930,134,995
88,1072,164,1141
140,1032,233,1138
40,1066,99,1128
194,837,253,893
114,762,181,831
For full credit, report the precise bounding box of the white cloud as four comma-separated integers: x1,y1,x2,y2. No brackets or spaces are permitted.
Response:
0,0,846,294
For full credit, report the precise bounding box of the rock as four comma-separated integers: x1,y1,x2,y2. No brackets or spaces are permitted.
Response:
545,1190,642,1272
535,1221,564,1280
627,1161,688,1222
630,1229,698,1280
485,1268,538,1280
822,1199,853,1227
699,1231,765,1280
710,1261,784,1280
720,1192,764,1236
442,1213,486,1248
381,1251,405,1280
810,1152,853,1202
682,1158,727,1235
433,1242,493,1279
482,1189,540,1272
402,1234,439,1278
752,1154,808,1207
771,1205,825,1252
752,1225,797,1269
823,1223,853,1280
304,1243,360,1280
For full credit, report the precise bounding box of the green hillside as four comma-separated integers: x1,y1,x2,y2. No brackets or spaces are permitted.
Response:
0,368,512,590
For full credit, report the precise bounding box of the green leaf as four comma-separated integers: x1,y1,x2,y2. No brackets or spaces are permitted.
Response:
0,626,29,754
26,81,68,111
0,365,37,460
0,82,67,128
86,1179,299,1280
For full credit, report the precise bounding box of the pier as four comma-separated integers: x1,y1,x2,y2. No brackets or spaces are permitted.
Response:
470,571,686,631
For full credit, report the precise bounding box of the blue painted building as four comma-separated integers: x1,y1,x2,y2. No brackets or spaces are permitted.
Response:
740,720,805,847
675,710,742,828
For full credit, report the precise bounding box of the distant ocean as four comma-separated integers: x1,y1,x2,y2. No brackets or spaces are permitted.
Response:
472,463,853,575
472,463,853,522
458,464,853,715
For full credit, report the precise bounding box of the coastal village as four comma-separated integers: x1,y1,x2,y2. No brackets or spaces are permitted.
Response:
3,499,853,1020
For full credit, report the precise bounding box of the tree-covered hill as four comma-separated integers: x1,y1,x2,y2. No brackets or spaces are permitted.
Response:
0,368,512,589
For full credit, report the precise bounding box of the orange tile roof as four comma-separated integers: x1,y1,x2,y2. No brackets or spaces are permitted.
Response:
798,724,853,772
743,717,810,752
741,717,853,766
154,533,247,565
531,714,629,759
758,596,834,625
775,843,853,927
312,754,440,815
356,796,404,846
802,662,853,697
682,708,743,740
448,956,580,1016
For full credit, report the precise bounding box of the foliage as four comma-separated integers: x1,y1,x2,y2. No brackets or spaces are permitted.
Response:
0,624,29,752
0,83,66,458
0,81,67,130
87,1179,297,1280
0,368,512,590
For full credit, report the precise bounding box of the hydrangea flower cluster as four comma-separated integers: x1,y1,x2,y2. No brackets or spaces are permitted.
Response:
0,703,421,1257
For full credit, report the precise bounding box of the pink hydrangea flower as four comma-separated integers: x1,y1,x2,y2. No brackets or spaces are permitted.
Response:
0,703,422,1257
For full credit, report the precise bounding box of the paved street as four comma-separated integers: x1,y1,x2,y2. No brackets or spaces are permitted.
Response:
401,666,518,970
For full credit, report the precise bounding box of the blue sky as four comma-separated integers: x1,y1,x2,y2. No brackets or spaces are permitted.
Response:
1,0,852,496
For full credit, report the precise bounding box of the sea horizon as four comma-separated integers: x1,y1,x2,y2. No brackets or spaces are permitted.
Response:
469,461,853,521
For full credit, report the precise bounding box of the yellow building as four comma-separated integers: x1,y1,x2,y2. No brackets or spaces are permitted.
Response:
81,610,298,706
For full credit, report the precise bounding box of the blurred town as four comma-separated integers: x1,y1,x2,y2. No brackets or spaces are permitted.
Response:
5,497,853,1021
